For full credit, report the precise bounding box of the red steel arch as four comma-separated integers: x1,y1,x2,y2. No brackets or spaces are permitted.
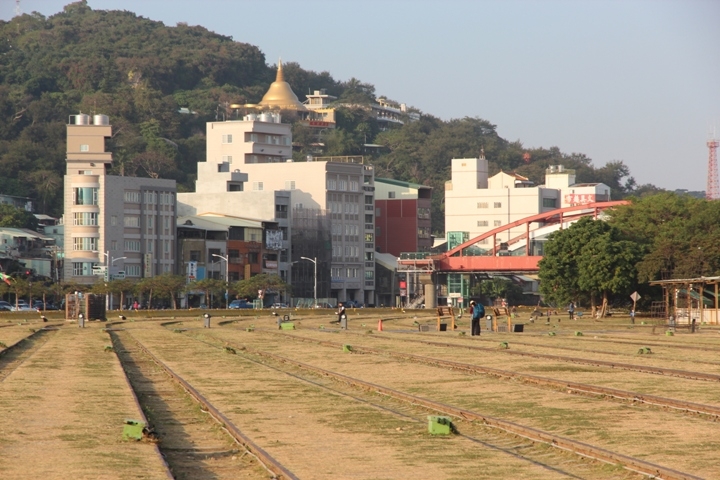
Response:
430,201,629,273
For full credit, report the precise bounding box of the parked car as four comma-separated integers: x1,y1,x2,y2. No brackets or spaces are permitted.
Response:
228,299,253,309
271,303,288,309
0,300,12,311
345,300,364,308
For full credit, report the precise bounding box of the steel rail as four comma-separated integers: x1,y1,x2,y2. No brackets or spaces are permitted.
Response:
262,331,720,418
106,331,173,479
331,330,720,383
231,340,702,480
119,331,299,480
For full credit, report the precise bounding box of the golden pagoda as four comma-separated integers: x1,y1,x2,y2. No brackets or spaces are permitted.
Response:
257,60,307,111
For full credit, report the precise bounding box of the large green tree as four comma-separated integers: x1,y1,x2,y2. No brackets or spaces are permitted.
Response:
538,217,641,316
607,193,720,281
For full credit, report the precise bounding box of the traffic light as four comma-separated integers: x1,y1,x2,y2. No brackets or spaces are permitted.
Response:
25,270,31,277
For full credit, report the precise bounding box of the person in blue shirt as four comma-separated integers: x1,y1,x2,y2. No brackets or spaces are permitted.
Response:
470,301,485,336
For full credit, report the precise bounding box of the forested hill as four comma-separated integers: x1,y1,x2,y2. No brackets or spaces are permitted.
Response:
0,1,659,233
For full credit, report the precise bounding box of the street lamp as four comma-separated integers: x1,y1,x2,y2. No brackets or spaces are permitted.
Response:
212,254,229,309
300,256,317,308
102,251,126,311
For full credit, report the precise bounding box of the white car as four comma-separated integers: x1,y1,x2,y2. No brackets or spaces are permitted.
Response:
271,303,288,309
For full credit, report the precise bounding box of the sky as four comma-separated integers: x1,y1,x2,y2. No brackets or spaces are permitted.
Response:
2,0,719,192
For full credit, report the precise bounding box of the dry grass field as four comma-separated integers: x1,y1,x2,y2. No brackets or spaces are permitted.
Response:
0,307,718,479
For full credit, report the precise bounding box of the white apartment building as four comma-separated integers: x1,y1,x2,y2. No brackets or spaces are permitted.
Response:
64,114,176,284
445,156,610,250
178,114,376,305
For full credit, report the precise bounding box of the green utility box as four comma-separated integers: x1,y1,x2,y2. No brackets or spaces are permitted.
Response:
428,416,452,435
280,322,295,330
123,419,145,441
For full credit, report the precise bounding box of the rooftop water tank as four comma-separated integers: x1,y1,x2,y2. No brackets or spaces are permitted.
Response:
93,114,109,125
245,113,257,121
259,113,272,123
75,114,90,125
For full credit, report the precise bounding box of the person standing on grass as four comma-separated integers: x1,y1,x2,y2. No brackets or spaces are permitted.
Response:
568,301,575,320
334,302,346,324
470,301,484,336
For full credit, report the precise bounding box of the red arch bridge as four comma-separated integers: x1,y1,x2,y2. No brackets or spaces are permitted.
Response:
398,201,628,274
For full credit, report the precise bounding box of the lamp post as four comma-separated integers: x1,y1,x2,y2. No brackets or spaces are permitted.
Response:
212,254,229,309
102,251,127,311
300,256,317,308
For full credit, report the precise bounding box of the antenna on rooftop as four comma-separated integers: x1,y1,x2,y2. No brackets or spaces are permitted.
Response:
15,0,21,17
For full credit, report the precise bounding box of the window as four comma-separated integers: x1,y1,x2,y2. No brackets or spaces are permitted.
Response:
365,233,374,242
364,196,373,205
477,202,488,208
73,187,98,206
222,134,233,144
494,220,502,227
80,144,89,152
365,271,374,279
73,237,97,251
327,179,336,190
147,240,153,253
222,155,232,164
350,180,359,191
248,252,259,264
339,180,347,191
72,262,96,276
477,220,488,227
285,181,295,190
124,216,140,227
542,198,557,208
366,214,374,223
190,250,200,261
494,202,502,208
73,212,97,226
124,240,141,252
124,191,140,203
126,265,141,277
111,240,117,250
253,182,264,191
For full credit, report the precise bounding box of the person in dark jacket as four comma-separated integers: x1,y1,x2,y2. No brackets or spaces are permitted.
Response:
471,301,485,336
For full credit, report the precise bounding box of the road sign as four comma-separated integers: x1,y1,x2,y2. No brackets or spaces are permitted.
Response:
113,271,125,280
630,292,641,302
92,266,107,276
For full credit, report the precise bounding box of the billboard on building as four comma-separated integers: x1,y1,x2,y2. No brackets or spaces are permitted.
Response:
265,229,283,250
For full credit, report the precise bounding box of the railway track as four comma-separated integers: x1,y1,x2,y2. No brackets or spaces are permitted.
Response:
0,325,60,383
345,330,720,383
108,328,298,480
258,330,720,420
180,329,701,480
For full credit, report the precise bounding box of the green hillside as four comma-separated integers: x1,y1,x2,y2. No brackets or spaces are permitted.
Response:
0,1,658,233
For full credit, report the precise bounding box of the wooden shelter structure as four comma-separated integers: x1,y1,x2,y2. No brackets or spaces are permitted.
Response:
649,276,720,325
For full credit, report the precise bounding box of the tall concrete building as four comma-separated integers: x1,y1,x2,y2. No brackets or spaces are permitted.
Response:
63,114,176,284
178,87,376,305
445,155,610,250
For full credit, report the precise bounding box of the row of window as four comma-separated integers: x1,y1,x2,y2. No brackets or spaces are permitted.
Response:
332,245,361,260
329,201,360,215
72,262,143,277
245,133,291,145
477,202,503,208
329,268,373,280
122,190,175,205
326,178,360,192
477,220,503,227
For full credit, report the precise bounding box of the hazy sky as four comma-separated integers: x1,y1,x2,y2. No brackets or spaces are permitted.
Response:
2,0,719,191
